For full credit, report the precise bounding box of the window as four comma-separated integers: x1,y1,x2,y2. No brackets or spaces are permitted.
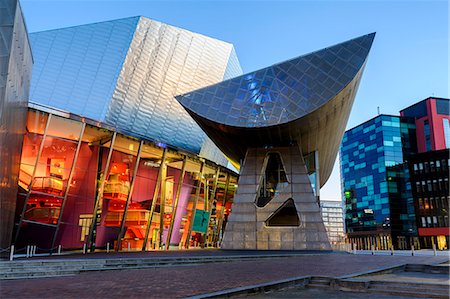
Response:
416,182,421,193
421,217,426,228
443,118,450,148
413,163,418,172
419,163,424,171
424,120,431,151
424,198,430,209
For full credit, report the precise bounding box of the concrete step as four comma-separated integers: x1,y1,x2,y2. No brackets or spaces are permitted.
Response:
369,280,449,290
307,284,330,289
1,255,300,280
307,277,331,288
367,288,448,299
309,280,330,285
405,264,450,274
369,283,449,294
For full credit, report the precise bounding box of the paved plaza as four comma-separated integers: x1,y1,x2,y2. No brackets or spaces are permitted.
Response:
0,252,448,298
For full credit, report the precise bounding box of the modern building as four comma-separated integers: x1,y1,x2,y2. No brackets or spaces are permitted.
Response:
340,114,417,250
0,0,33,251
29,15,242,166
408,149,449,249
400,97,450,153
320,200,345,245
3,10,377,252
341,97,450,250
400,97,450,250
15,104,238,252
177,33,375,250
9,15,243,252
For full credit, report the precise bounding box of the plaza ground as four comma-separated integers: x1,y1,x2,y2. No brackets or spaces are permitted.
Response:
0,251,448,298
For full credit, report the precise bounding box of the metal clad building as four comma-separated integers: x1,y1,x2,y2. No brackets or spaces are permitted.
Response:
0,0,33,249
29,16,242,165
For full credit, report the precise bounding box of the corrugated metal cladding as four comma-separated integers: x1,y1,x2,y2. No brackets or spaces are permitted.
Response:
29,16,243,166
0,0,33,249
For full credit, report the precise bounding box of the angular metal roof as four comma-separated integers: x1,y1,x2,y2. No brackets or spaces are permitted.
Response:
176,33,375,185
177,33,375,128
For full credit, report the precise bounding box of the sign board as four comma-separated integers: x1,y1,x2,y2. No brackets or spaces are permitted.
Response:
192,210,210,233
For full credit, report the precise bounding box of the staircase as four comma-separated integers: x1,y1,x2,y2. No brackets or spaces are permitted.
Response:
405,264,449,274
367,280,449,298
306,277,331,289
0,254,304,280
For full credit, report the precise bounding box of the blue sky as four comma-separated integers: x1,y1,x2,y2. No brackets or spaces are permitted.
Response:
21,0,449,201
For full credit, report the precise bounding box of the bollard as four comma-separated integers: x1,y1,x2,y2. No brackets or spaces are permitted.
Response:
26,245,30,258
433,244,437,256
58,245,62,255
391,245,394,256
83,243,87,254
107,242,110,253
411,245,414,256
128,242,131,252
9,245,14,261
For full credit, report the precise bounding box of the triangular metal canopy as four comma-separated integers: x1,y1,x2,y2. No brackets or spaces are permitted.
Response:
176,33,375,128
176,33,375,185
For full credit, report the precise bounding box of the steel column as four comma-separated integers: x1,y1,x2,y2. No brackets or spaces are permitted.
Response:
165,156,187,250
142,148,167,251
50,123,86,252
87,132,117,251
184,161,204,249
116,140,144,251
13,114,52,245
158,161,167,250
204,167,220,247
216,173,230,245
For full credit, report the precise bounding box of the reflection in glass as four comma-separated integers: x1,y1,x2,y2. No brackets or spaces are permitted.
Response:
257,153,288,207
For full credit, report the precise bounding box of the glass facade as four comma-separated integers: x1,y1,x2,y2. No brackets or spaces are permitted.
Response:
443,118,450,148
409,149,450,250
13,107,238,252
320,200,345,245
340,114,417,249
29,16,243,165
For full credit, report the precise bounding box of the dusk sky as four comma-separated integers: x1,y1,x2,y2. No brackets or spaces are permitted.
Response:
21,0,449,201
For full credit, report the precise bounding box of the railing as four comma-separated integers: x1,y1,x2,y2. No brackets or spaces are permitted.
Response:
32,176,65,195
104,210,160,226
18,169,33,191
24,207,60,225
103,181,130,200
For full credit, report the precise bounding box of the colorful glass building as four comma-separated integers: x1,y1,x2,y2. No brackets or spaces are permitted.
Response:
15,105,238,252
342,97,450,250
340,114,417,250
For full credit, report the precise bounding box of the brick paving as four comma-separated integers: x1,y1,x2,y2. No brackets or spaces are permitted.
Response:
0,253,447,299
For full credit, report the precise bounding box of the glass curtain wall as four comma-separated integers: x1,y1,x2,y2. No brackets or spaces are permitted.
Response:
14,112,84,250
13,108,238,252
